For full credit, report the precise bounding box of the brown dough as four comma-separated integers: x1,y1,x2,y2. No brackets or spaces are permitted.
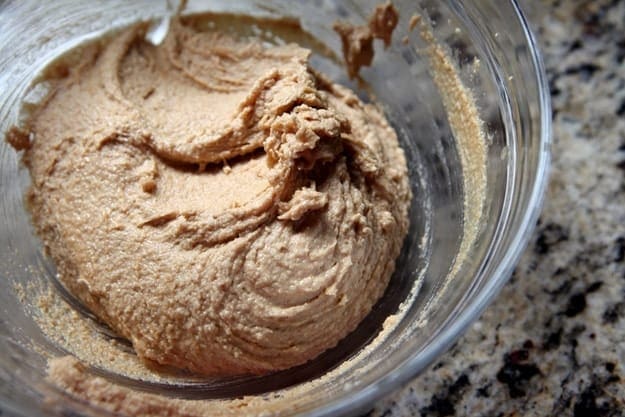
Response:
13,18,410,376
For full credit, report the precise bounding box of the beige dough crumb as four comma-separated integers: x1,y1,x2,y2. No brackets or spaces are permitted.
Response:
409,14,422,31
333,1,399,78
5,126,30,151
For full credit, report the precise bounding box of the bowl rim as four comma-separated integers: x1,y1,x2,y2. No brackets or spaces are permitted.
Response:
299,0,552,415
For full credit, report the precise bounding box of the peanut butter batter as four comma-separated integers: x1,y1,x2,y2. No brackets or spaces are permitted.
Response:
11,17,410,376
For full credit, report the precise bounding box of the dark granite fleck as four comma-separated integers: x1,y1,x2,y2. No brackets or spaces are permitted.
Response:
546,279,572,300
534,223,569,255
507,349,530,363
616,98,625,117
606,375,620,384
421,398,454,417
475,384,491,398
614,237,625,262
564,293,587,317
496,351,541,398
616,37,625,63
569,39,583,51
448,374,470,396
432,361,445,371
420,374,470,417
543,327,563,350
605,362,615,373
586,281,603,293
574,0,622,38
549,76,561,96
563,63,601,81
602,301,625,324
573,392,599,417
567,324,586,349
573,384,620,417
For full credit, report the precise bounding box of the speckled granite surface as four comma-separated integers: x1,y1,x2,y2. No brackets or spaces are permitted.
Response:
369,0,625,416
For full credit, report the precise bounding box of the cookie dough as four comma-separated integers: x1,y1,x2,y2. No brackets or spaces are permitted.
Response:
12,17,410,376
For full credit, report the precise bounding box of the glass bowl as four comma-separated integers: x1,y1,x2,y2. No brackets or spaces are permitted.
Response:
0,0,550,416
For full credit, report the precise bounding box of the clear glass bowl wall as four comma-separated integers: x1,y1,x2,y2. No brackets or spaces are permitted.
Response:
0,1,550,416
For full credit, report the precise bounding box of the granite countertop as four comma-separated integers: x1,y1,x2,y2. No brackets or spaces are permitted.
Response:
370,0,625,416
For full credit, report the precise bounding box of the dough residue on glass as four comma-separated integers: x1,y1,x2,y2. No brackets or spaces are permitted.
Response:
333,0,399,79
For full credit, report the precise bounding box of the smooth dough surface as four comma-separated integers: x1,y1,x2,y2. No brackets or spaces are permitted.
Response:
18,18,411,376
